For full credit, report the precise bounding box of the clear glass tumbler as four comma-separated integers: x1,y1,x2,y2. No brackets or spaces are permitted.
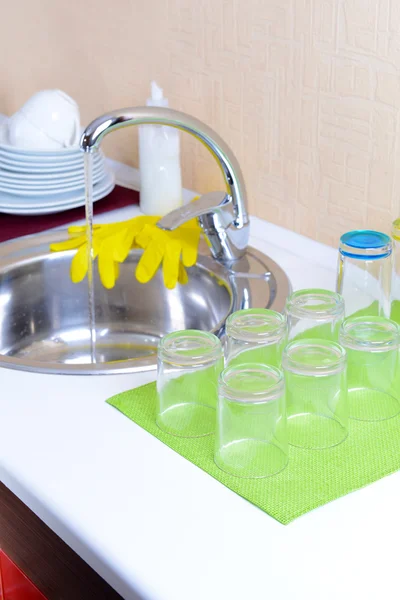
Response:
157,330,224,437
225,308,287,368
339,316,400,421
337,230,392,318
285,288,344,342
282,340,348,449
214,363,288,478
391,219,400,325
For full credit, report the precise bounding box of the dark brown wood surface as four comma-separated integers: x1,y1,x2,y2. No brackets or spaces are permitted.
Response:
0,482,124,600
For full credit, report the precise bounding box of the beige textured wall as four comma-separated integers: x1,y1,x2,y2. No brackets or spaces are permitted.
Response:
1,0,399,245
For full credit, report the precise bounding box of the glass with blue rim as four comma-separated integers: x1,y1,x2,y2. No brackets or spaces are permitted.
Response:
336,230,392,318
391,220,400,325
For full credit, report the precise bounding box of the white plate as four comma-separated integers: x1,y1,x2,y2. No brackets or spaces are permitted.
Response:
0,165,104,191
0,153,103,174
0,144,82,159
0,148,103,166
0,176,115,215
0,160,105,184
0,148,104,167
0,170,114,208
0,141,84,157
0,172,105,195
0,171,115,214
0,188,113,215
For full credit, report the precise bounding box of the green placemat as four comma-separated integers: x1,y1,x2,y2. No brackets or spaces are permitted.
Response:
391,299,400,324
107,381,400,525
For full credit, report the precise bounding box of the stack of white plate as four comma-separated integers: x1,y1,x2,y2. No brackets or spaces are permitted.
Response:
0,118,115,216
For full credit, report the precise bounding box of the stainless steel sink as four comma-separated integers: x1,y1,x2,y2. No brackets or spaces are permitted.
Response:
0,230,290,375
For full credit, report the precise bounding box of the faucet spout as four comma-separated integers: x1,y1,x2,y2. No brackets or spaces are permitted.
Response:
80,106,250,262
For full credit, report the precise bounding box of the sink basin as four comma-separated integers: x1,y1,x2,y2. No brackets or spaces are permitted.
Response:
0,231,290,374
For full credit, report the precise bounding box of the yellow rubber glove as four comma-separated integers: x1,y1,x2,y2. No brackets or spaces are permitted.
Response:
50,199,202,290
135,217,201,289
50,216,157,289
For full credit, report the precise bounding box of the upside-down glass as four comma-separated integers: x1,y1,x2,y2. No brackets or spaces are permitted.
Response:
285,289,344,342
391,219,400,325
339,316,400,421
337,230,392,318
282,340,348,449
214,363,288,478
157,330,224,437
225,309,287,368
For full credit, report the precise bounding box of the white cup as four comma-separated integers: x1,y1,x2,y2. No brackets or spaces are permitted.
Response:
8,90,81,150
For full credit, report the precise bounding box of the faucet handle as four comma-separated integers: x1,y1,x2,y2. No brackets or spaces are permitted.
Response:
157,191,248,264
157,191,232,231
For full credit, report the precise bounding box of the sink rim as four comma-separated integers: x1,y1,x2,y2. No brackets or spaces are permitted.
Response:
0,230,290,375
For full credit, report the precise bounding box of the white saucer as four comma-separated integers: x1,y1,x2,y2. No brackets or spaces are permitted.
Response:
0,171,115,215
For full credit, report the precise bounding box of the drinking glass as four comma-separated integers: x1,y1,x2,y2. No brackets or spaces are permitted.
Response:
282,339,348,449
157,330,224,437
339,316,400,421
285,288,344,342
225,308,287,368
214,363,288,478
337,230,392,318
391,219,400,325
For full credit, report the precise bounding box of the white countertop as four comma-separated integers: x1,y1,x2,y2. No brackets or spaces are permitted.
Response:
1,186,399,600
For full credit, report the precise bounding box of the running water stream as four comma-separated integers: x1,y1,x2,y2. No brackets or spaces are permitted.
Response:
84,153,96,363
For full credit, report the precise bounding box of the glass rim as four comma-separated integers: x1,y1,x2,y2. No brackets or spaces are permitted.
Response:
339,316,400,352
225,308,287,343
282,339,347,376
285,288,344,321
339,230,392,260
158,329,222,366
219,362,284,404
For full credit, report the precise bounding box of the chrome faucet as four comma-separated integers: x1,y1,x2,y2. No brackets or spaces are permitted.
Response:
80,107,250,263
